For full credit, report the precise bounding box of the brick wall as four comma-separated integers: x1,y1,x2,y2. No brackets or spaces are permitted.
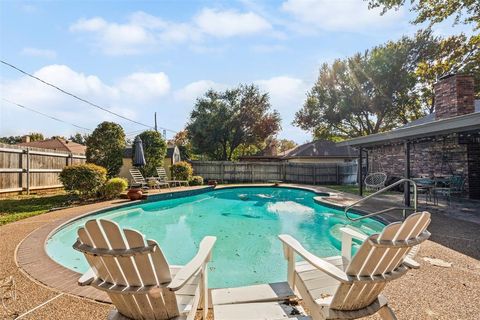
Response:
434,74,475,120
367,135,469,190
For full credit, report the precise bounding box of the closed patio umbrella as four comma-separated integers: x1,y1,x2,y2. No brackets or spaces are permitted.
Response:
133,136,146,167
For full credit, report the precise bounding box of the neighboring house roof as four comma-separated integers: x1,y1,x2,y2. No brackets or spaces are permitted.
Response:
240,139,358,161
283,140,358,159
401,100,479,129
17,138,86,154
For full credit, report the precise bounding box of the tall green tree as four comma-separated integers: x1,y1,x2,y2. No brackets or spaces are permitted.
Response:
86,122,125,177
368,0,480,99
69,133,89,145
368,0,480,29
294,33,432,140
29,132,44,141
187,84,281,160
132,130,167,176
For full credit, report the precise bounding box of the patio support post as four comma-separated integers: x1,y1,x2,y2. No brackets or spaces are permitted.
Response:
359,147,363,196
404,141,411,207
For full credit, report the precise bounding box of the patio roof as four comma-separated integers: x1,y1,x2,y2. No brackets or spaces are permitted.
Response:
337,112,480,147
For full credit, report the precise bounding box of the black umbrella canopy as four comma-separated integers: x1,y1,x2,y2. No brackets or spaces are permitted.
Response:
133,136,146,167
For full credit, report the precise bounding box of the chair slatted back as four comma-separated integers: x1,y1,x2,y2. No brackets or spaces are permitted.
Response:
330,212,431,311
156,167,168,181
130,168,146,184
76,219,178,320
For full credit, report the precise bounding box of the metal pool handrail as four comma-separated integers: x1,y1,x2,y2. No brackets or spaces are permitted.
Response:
344,178,418,221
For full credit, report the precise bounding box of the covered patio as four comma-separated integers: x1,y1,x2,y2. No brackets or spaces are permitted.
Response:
338,74,480,205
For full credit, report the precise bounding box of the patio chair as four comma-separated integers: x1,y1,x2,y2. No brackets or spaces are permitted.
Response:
156,167,188,187
73,219,216,320
130,168,169,189
279,211,431,320
364,172,387,191
157,167,189,187
434,175,465,205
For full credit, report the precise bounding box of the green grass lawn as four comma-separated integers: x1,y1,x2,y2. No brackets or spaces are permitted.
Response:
0,193,78,226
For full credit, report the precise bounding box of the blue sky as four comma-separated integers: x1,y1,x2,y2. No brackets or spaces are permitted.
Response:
0,0,471,143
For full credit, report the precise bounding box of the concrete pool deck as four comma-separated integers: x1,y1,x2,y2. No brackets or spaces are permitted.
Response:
1,184,479,319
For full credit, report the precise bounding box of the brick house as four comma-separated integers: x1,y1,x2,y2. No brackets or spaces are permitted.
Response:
338,74,480,199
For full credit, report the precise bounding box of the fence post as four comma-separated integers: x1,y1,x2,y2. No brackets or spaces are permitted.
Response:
283,162,287,182
26,148,30,195
221,162,225,183
336,164,340,184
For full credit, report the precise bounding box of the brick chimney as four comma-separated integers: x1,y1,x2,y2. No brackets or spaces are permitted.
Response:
434,74,475,120
263,139,278,156
22,135,30,143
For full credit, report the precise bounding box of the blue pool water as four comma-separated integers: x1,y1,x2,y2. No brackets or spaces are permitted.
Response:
46,187,384,288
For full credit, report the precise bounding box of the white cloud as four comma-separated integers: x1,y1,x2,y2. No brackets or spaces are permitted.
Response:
0,65,171,132
118,72,170,100
70,8,272,55
21,47,57,59
174,80,228,103
194,8,272,37
251,44,286,53
281,0,403,32
70,16,155,55
255,76,307,113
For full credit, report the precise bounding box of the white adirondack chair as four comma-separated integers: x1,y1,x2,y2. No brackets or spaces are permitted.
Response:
279,211,431,320
73,219,216,320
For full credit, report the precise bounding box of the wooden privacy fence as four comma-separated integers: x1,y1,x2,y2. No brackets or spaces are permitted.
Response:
190,161,358,185
0,143,86,194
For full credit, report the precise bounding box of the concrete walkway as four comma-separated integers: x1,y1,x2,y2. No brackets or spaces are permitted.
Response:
1,184,479,319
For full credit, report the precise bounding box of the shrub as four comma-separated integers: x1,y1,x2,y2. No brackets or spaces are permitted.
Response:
59,164,107,198
86,121,126,178
189,175,204,186
132,130,167,177
171,161,193,181
103,177,128,199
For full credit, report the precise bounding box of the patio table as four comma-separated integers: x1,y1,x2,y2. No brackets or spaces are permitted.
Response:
413,178,438,205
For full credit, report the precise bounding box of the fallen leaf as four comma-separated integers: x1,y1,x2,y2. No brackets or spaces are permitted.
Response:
423,257,452,268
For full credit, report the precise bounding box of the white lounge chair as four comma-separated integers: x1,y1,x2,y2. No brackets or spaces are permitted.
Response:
157,167,189,187
130,168,169,189
279,211,431,320
73,219,216,320
156,167,189,187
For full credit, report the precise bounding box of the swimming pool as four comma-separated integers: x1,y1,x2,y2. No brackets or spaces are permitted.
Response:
46,187,385,288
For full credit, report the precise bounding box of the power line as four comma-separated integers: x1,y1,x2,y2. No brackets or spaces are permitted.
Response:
0,60,177,133
1,98,92,132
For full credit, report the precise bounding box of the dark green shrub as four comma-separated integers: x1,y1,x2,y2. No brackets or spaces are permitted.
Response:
189,175,204,186
103,177,128,199
171,161,193,181
86,122,126,178
132,130,167,177
59,164,107,198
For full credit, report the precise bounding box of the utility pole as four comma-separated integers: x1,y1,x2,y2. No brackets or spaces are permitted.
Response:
154,112,158,132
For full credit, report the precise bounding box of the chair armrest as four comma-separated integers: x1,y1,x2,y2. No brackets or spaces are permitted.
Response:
339,227,367,261
404,257,420,269
78,267,96,286
278,234,350,283
403,245,421,269
340,227,368,241
168,236,216,291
